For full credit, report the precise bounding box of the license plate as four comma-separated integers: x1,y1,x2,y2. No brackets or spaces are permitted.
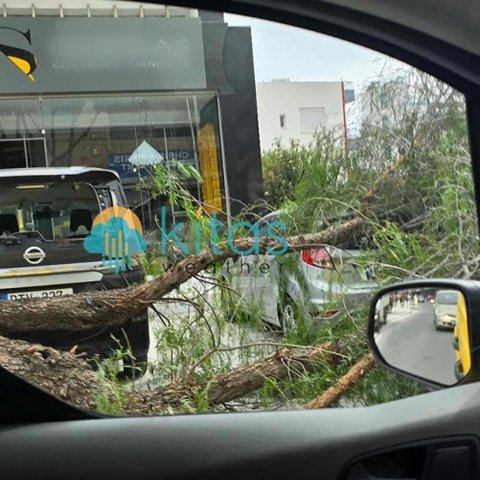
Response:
2,288,73,301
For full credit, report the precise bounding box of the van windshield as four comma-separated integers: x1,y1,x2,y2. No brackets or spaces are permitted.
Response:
0,182,100,240
436,291,458,305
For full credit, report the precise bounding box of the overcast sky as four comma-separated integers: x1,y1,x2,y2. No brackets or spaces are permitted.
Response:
225,13,405,92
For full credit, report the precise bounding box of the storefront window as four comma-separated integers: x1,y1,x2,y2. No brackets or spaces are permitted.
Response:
0,92,225,233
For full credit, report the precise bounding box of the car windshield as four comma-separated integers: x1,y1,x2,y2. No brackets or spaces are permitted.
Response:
0,182,99,240
436,292,459,305
0,3,474,418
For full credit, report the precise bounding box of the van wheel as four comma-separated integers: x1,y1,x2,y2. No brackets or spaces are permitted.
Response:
278,297,298,333
454,359,464,380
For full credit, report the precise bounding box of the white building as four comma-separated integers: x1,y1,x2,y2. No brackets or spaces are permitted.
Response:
255,80,354,151
361,79,414,129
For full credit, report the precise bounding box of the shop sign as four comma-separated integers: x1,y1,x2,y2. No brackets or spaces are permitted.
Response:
0,17,206,93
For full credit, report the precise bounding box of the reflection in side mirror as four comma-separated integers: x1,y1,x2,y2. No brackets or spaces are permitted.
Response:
371,287,471,386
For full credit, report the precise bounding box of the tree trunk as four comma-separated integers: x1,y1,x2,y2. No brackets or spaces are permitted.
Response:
0,336,339,414
0,336,101,411
135,340,337,414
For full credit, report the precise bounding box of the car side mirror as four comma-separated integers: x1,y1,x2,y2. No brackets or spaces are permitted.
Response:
368,280,480,388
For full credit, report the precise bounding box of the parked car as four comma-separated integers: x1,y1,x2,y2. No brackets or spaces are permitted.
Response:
222,211,376,331
0,167,149,375
433,289,459,330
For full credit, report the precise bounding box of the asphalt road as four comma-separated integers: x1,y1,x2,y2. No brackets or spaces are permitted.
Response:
375,301,457,386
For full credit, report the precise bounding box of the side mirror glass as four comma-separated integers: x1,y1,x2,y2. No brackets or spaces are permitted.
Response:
370,286,471,386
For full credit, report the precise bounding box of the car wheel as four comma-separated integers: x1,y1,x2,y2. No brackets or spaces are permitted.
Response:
279,297,298,333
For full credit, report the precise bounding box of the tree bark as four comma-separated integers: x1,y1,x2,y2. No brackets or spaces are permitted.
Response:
304,353,375,409
0,336,101,411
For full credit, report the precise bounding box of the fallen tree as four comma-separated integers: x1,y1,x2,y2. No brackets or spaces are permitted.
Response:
0,216,366,335
0,119,422,336
1,336,345,414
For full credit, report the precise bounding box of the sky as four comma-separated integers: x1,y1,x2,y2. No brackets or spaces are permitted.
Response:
225,13,405,92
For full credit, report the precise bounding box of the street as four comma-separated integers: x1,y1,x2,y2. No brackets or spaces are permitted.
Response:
375,301,457,386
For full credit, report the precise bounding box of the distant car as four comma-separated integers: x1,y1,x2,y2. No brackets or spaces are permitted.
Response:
433,290,459,330
222,211,376,331
417,293,426,303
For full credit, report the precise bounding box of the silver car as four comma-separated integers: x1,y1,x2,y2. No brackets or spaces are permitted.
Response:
222,211,376,331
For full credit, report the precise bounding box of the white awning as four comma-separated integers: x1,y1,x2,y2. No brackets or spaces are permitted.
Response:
0,2,197,18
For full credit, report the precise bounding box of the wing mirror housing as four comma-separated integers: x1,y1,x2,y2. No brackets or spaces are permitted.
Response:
368,279,480,388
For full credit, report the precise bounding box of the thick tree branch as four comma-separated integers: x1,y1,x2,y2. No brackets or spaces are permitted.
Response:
304,353,375,409
0,217,365,335
127,340,339,414
0,337,341,414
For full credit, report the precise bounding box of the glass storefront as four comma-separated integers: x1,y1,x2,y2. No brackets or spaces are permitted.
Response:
0,92,225,233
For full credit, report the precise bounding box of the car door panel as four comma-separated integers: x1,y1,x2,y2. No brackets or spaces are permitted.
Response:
2,382,480,479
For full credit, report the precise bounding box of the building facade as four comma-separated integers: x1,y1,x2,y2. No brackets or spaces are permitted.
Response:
361,79,413,129
255,80,354,151
0,1,263,228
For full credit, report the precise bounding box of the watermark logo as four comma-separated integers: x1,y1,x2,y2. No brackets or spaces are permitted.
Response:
159,207,289,256
84,206,146,273
0,27,37,81
83,206,289,273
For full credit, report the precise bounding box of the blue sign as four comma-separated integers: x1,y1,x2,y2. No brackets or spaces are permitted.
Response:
108,150,196,179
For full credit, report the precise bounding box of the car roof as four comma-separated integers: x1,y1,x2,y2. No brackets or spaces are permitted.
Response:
0,167,119,179
320,0,480,57
240,0,480,58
